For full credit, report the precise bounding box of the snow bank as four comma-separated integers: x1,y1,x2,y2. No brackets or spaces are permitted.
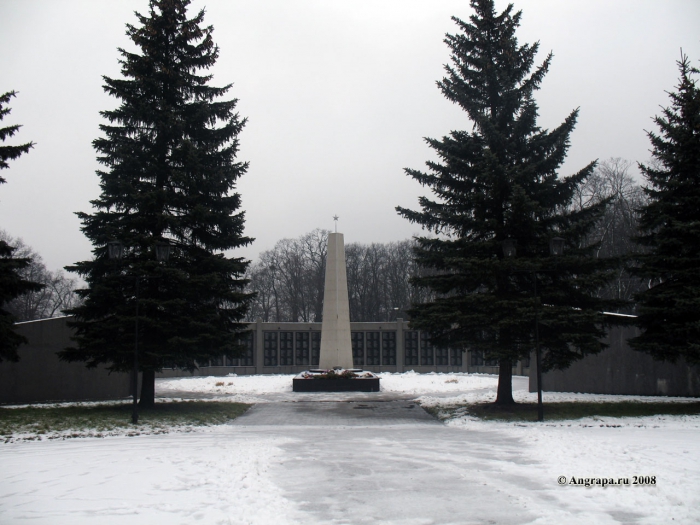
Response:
418,388,699,408
376,370,497,393
158,373,293,395
157,370,501,399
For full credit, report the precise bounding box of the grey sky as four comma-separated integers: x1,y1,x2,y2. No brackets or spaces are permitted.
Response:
1,0,699,272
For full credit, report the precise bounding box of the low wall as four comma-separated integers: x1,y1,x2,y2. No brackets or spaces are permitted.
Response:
8,318,695,400
533,325,700,397
0,317,131,405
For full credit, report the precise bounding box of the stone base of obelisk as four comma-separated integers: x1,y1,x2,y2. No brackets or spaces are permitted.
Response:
293,369,380,392
292,377,380,392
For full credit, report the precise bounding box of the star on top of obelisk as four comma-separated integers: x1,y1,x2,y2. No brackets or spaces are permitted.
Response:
333,215,339,233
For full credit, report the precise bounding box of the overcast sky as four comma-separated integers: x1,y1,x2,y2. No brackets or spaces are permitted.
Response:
1,0,699,272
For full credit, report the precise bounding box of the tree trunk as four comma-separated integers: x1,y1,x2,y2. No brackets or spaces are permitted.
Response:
139,369,156,408
495,358,515,405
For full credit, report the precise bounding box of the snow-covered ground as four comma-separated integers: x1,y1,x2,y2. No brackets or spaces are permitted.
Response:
1,372,699,524
158,370,700,404
156,370,503,403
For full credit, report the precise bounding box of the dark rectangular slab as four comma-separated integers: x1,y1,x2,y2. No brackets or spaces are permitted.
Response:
293,378,380,392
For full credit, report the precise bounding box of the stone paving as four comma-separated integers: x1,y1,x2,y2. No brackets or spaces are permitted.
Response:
233,400,440,427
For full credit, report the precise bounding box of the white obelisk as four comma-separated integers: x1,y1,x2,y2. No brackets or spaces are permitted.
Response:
318,230,354,369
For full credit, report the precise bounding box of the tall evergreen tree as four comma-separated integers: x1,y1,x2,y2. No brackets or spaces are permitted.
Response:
0,90,42,362
397,0,622,404
0,91,34,178
61,0,254,406
629,54,700,365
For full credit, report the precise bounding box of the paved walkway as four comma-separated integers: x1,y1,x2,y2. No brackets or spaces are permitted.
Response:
237,419,536,525
233,400,440,427
153,379,544,522
151,376,554,522
227,397,539,524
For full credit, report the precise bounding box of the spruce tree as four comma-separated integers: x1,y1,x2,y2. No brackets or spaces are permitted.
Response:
0,91,42,362
397,0,621,404
0,92,34,178
629,54,700,364
0,91,43,363
61,0,254,405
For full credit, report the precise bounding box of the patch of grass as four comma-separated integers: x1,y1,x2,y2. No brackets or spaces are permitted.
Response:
0,401,250,438
421,406,445,419
434,401,700,423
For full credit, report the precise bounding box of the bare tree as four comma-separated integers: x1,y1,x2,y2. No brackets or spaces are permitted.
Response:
384,241,414,320
246,229,329,322
246,230,444,322
245,259,278,322
300,229,327,322
572,158,648,307
0,230,82,321
274,238,309,321
346,243,387,321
